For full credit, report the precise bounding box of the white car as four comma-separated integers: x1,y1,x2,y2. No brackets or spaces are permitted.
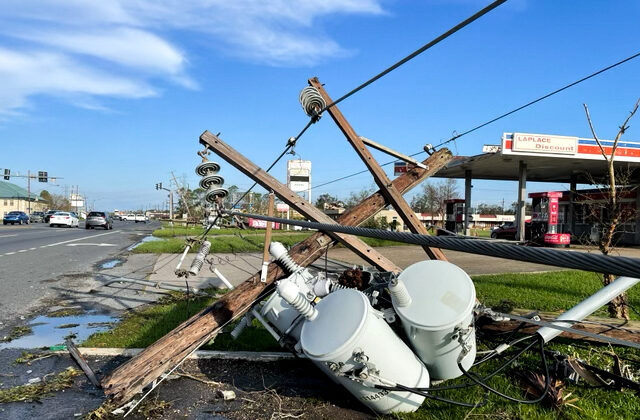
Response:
134,214,149,223
50,211,79,228
123,213,135,221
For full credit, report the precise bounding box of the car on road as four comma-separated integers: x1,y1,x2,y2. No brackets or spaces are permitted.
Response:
123,214,135,221
112,214,122,221
3,211,29,225
44,209,62,223
134,214,148,223
86,211,113,230
50,211,79,228
30,211,45,223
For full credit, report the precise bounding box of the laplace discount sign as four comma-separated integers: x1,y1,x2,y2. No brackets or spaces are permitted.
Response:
512,133,577,155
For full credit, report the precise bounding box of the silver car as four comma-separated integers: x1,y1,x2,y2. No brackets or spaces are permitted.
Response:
86,211,113,230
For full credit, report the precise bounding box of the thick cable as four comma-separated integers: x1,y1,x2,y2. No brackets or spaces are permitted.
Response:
308,51,640,191
225,211,640,281
458,335,550,404
321,0,508,112
389,383,488,408
435,50,640,148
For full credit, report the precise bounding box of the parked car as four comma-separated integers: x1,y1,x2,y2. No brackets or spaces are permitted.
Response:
86,211,113,230
30,211,45,223
3,211,29,225
44,209,62,223
491,221,531,240
50,211,79,228
123,214,135,221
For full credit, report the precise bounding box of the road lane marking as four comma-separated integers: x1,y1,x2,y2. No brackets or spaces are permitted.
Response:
66,243,116,247
43,230,120,247
0,234,19,238
2,230,122,257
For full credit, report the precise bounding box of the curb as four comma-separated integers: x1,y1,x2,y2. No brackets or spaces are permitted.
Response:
54,347,297,362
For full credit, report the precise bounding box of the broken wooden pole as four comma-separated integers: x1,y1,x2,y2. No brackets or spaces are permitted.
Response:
101,146,452,404
199,130,399,273
309,77,448,261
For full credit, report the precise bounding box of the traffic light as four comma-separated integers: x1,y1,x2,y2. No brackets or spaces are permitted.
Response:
155,182,163,190
3,169,9,180
38,171,48,182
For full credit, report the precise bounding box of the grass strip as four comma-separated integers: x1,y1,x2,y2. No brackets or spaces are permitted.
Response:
473,270,640,321
137,231,406,254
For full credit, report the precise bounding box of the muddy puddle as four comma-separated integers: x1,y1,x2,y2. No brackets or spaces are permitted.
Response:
100,259,122,269
0,313,116,349
127,235,162,251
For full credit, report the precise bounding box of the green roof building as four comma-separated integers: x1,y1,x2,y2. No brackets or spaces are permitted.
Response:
0,180,47,215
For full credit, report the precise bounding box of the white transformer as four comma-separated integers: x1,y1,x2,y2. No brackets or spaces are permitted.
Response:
300,288,430,414
392,260,477,380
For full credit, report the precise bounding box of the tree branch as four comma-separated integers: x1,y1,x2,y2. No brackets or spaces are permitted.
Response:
611,98,640,157
584,103,608,161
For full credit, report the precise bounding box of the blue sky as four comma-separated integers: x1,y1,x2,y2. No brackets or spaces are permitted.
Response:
0,0,639,211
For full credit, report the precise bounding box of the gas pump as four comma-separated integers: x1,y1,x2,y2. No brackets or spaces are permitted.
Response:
444,199,466,234
529,192,570,247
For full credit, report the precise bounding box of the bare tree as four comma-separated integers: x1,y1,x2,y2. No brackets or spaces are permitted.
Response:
583,98,640,319
411,179,459,226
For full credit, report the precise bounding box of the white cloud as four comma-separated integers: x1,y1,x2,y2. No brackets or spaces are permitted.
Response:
0,0,386,115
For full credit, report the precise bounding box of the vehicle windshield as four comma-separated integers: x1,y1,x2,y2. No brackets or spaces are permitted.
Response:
54,212,69,216
8,211,20,215
88,212,105,217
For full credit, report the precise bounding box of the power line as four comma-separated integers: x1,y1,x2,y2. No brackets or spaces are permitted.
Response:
435,50,640,148
309,51,640,192
322,0,508,112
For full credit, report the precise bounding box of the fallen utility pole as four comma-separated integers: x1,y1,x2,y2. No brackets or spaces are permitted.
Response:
309,77,447,261
199,131,399,273
478,311,640,347
101,145,452,404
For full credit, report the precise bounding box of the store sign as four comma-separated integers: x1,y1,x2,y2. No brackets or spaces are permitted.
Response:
394,161,407,175
276,203,290,212
248,218,280,229
512,133,577,155
287,160,311,192
482,145,501,153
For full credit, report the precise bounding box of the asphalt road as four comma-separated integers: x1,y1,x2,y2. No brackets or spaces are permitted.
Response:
0,220,159,324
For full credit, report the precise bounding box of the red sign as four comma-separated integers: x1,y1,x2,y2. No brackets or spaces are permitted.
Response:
549,197,559,225
544,233,570,245
394,162,407,175
248,218,280,229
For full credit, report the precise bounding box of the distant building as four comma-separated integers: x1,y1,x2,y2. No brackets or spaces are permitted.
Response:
0,180,47,216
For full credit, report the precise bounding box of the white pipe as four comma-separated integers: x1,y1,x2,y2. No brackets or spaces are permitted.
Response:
251,308,282,342
174,245,191,273
213,268,234,290
537,276,640,343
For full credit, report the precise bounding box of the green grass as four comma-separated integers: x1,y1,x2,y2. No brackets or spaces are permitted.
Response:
394,339,639,420
139,230,407,254
473,270,640,321
82,290,279,351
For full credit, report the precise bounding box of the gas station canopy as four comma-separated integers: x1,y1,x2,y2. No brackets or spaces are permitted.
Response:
430,132,640,243
434,132,640,183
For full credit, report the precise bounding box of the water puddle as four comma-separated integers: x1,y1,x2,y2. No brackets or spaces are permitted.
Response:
0,312,116,349
100,259,122,269
127,235,162,251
